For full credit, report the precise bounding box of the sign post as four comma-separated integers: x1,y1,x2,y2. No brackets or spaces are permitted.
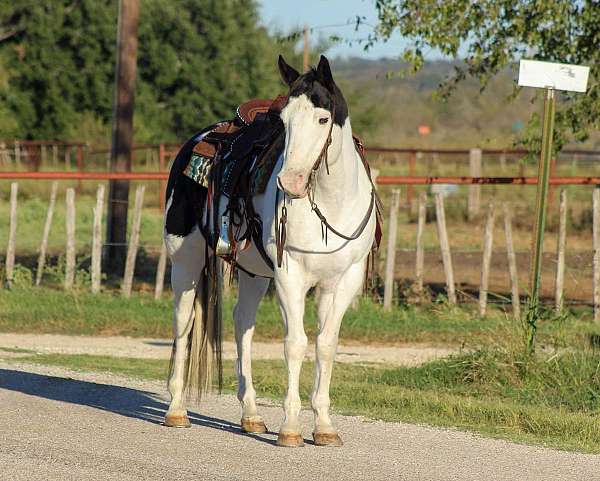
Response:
518,59,589,352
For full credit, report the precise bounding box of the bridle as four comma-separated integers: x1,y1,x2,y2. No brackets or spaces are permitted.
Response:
275,100,379,268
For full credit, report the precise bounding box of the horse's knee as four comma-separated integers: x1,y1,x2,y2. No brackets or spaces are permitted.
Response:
284,335,308,361
315,339,337,363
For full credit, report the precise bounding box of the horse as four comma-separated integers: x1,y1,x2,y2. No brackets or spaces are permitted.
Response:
162,55,379,447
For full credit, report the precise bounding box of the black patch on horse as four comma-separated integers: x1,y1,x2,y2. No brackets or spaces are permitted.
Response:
164,130,211,237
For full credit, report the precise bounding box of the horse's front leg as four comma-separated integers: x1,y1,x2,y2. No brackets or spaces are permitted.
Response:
311,259,366,446
234,270,270,433
275,263,310,447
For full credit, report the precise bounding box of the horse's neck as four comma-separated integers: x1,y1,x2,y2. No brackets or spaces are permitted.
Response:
312,119,363,206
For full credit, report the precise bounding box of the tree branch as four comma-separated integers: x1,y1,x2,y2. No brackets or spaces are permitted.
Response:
0,27,23,43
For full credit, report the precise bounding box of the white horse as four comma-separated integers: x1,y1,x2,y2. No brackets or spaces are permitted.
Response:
163,55,378,447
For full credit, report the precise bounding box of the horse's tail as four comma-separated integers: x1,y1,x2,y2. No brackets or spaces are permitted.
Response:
169,254,223,400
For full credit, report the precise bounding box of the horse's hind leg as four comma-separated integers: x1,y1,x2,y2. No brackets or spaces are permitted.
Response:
164,228,205,428
234,270,270,433
311,259,367,446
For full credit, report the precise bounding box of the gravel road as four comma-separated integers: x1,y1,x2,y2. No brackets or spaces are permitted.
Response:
0,332,456,366
1,361,599,481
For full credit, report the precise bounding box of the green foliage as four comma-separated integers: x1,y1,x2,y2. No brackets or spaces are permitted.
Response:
0,1,117,139
0,0,296,141
373,1,600,150
8,264,33,289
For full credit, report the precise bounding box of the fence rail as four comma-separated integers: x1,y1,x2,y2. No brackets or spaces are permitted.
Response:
2,171,600,185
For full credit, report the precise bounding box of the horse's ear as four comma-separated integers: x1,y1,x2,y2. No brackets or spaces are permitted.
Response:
278,55,300,87
316,55,335,91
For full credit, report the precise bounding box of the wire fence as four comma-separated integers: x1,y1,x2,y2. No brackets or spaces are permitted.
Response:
1,141,600,314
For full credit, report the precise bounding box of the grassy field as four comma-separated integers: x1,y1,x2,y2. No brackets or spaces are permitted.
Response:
4,348,599,453
1,286,598,349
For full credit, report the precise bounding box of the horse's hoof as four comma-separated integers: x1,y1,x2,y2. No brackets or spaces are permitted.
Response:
277,431,304,447
163,412,191,428
313,431,343,447
240,417,267,434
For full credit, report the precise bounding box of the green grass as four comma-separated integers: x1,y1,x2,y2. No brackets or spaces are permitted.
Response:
6,349,600,453
1,286,597,347
0,347,35,354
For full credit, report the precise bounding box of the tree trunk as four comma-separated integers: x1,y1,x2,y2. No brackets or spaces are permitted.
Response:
105,0,140,274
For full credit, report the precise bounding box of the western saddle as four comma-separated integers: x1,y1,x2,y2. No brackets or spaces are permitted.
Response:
189,95,288,162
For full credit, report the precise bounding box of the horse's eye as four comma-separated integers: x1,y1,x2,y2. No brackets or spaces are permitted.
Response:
319,117,329,125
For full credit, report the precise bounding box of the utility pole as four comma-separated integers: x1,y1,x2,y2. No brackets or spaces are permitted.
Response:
105,0,140,274
303,25,310,71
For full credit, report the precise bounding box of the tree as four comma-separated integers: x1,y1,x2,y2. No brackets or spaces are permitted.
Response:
372,0,600,149
0,1,117,140
0,0,297,142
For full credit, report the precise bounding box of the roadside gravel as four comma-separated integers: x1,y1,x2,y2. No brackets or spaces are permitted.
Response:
1,361,599,481
0,332,456,366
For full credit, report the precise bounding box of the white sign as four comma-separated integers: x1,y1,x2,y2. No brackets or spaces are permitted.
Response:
518,59,589,92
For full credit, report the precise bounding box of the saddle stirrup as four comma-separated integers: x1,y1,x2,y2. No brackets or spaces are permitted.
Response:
216,212,232,256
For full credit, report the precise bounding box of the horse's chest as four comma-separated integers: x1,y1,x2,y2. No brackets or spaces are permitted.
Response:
283,214,374,275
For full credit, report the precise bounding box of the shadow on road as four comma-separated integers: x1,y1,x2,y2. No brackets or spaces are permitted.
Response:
0,368,279,446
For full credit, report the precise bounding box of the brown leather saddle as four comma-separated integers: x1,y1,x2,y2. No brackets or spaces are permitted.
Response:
191,95,288,161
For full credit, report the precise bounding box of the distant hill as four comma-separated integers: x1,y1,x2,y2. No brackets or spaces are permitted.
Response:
330,57,597,149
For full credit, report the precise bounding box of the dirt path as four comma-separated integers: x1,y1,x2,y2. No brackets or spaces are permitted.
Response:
0,332,456,366
1,362,598,481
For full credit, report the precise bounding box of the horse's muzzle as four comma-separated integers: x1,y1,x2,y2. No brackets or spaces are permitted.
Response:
277,171,308,199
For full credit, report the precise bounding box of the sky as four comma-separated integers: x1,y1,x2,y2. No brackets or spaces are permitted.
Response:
258,0,407,60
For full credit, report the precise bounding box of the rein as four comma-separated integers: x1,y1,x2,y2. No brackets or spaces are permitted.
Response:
274,106,379,268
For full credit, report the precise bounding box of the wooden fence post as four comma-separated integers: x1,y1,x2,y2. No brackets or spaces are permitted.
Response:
554,189,567,312
14,141,20,168
52,144,58,166
0,142,6,167
415,192,427,292
383,189,401,311
468,148,482,220
479,201,495,317
435,193,456,304
41,145,47,167
35,181,58,286
503,203,520,318
593,189,600,322
64,188,76,290
154,240,168,300
65,147,71,170
91,184,105,293
407,151,416,209
121,185,145,298
159,144,166,211
76,145,84,191
5,183,18,288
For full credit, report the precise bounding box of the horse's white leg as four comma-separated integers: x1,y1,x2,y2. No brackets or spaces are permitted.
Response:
311,259,366,446
275,263,310,447
234,270,270,433
164,228,205,428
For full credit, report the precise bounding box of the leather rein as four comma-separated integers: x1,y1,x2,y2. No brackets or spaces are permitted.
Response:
275,103,378,268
